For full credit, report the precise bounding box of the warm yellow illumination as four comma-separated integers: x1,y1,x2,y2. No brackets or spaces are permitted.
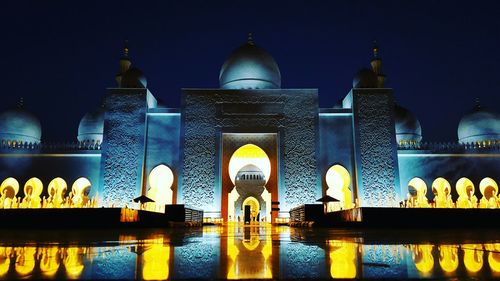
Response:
439,245,458,273
328,240,356,279
0,177,19,208
142,244,170,280
64,247,84,279
71,177,91,208
485,244,500,272
23,177,43,208
40,247,60,276
228,144,271,186
0,247,10,276
242,196,260,223
407,177,429,208
48,177,67,208
479,177,498,208
15,247,36,276
325,165,352,211
411,245,434,273
463,244,483,273
456,177,476,208
147,164,174,206
432,178,452,208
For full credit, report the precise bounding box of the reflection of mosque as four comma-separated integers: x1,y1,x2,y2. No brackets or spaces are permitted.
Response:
1,227,500,279
0,34,498,221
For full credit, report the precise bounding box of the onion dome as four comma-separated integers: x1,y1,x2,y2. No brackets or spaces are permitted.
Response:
77,106,104,143
219,33,281,89
235,164,266,189
0,99,42,143
458,101,500,144
352,68,378,88
394,104,422,144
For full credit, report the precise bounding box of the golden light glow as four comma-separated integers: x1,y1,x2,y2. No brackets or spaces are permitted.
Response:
48,177,68,208
328,240,357,279
411,245,434,273
463,244,483,273
23,177,43,208
147,164,174,206
228,144,271,186
456,177,476,208
142,244,170,280
242,196,260,223
15,247,36,276
439,245,458,273
40,247,60,276
408,177,429,208
0,247,10,276
479,177,498,209
0,177,19,200
63,247,84,278
432,178,452,208
485,244,500,272
72,177,91,208
325,164,352,210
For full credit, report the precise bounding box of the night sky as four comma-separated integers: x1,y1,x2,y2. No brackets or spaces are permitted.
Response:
0,1,499,142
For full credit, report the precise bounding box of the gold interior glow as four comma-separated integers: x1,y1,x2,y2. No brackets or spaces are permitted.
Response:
325,164,352,211
228,144,271,186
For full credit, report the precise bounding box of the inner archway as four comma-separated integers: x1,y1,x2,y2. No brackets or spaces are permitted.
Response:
479,177,498,208
325,164,352,211
71,177,91,207
432,177,451,208
242,196,260,224
0,177,19,208
407,177,428,208
147,164,174,206
227,144,271,223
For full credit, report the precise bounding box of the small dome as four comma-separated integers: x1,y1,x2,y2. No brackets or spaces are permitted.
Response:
353,68,378,88
394,104,422,144
219,36,281,89
458,105,500,144
121,67,147,88
0,107,42,143
78,107,104,143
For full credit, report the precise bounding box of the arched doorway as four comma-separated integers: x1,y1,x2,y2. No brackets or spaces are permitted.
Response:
48,177,67,208
242,196,260,224
407,177,428,208
23,177,43,208
147,164,175,208
479,177,498,208
227,144,272,223
0,177,19,208
71,177,91,207
325,164,352,211
432,177,452,208
456,177,475,208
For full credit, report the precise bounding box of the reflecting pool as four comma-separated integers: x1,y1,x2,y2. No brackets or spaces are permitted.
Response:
0,225,499,279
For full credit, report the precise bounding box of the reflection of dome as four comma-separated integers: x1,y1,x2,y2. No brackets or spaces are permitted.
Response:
121,67,147,88
219,35,281,89
352,68,378,88
394,104,422,144
78,107,104,143
0,107,42,143
458,105,500,144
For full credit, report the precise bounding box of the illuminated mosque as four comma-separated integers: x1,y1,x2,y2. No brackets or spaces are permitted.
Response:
0,34,498,223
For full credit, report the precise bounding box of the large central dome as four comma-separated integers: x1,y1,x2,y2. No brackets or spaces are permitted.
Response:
219,34,281,89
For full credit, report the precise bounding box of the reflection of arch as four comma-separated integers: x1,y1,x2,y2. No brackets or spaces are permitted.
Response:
329,240,356,278
485,244,500,272
48,178,67,208
412,245,434,273
439,245,458,273
0,177,19,199
408,177,428,208
24,177,43,208
456,177,476,208
242,196,260,223
229,144,271,186
479,177,498,208
325,165,352,210
15,247,36,276
463,244,483,273
142,244,170,280
40,247,60,276
432,178,452,208
147,164,174,205
72,177,91,207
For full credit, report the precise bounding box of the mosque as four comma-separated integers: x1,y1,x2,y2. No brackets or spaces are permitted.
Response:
0,34,498,223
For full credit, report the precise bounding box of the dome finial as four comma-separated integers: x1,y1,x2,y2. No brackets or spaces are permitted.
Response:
123,39,129,57
247,32,254,45
17,97,24,109
372,39,379,59
475,97,481,110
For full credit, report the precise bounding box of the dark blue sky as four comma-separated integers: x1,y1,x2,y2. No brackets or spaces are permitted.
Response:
0,1,499,141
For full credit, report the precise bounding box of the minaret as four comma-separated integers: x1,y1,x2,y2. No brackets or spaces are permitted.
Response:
247,32,254,45
370,41,386,88
115,40,132,87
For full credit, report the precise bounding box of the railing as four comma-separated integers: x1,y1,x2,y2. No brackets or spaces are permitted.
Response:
0,140,102,151
398,140,500,152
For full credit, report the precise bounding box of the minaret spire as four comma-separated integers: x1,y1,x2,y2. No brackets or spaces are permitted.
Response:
247,32,254,45
474,97,481,110
17,97,24,108
370,40,386,88
116,39,132,87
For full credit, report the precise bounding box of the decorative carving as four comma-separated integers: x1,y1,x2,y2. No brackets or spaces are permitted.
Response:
182,90,318,212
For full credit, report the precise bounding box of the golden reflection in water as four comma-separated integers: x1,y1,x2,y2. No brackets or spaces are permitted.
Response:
463,244,483,273
439,245,459,273
64,247,85,279
0,247,10,276
40,247,60,277
410,244,434,274
141,239,170,281
226,225,273,279
485,243,500,272
328,240,357,279
15,247,36,276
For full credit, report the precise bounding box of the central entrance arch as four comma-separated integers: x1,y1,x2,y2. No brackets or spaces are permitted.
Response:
222,133,278,223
